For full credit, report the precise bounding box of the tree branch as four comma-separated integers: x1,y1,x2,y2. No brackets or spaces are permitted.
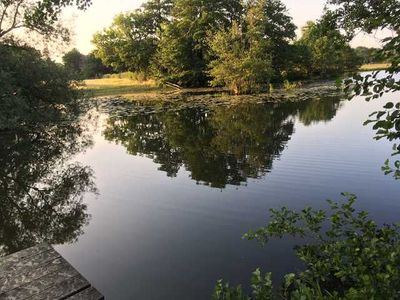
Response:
0,0,25,39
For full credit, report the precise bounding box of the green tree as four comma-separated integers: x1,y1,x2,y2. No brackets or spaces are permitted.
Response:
0,43,84,129
81,52,111,79
328,0,400,178
154,0,243,87
0,0,91,41
207,0,296,93
62,48,85,79
298,19,361,77
355,47,382,64
247,0,297,80
208,21,273,94
92,11,158,74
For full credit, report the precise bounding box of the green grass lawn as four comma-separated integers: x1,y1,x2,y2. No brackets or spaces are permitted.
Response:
83,78,167,97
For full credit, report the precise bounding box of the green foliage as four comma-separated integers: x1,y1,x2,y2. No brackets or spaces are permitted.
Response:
92,11,158,74
355,47,384,64
81,52,112,79
90,0,368,90
298,18,361,78
208,21,273,94
207,0,296,93
0,43,83,129
213,270,273,300
0,0,91,41
329,0,400,179
154,0,242,87
248,0,297,80
214,193,400,299
62,48,85,79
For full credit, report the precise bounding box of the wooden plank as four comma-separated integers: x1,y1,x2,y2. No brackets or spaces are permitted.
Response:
0,245,53,270
27,276,90,300
0,248,61,280
1,264,80,299
0,257,67,294
67,287,104,300
0,244,104,300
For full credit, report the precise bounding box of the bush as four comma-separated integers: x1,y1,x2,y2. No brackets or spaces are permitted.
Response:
0,43,83,129
213,193,400,299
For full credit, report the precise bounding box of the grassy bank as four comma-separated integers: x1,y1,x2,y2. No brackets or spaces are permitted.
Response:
360,63,391,71
83,65,389,98
83,78,167,97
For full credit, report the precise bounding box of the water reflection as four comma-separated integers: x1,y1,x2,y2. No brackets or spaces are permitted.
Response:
0,113,97,256
104,96,342,188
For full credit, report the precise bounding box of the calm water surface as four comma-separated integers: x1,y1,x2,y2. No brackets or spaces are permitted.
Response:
1,86,399,299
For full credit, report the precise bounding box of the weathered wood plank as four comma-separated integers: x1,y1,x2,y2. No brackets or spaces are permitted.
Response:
0,257,68,294
0,244,104,300
0,248,61,280
68,287,104,300
28,275,90,300
0,245,53,270
1,264,80,299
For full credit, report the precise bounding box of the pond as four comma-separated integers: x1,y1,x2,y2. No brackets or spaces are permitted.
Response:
1,83,399,299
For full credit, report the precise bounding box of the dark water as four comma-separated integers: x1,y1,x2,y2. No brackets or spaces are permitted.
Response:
1,85,399,299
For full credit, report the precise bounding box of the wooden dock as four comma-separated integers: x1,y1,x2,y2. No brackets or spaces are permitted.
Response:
0,244,104,300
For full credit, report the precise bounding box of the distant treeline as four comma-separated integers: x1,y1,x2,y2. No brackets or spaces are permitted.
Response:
66,0,383,94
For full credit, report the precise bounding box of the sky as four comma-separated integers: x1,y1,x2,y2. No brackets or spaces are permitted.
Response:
65,0,385,55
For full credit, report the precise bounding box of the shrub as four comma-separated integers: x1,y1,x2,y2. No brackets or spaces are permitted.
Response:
213,193,400,299
0,43,83,129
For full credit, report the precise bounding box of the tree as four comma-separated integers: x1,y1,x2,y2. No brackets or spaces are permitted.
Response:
355,47,382,64
154,0,243,87
62,48,85,78
207,0,297,93
92,0,173,75
327,0,400,178
247,0,297,80
208,21,273,94
0,0,92,41
92,11,158,74
0,43,84,129
298,19,361,78
81,52,111,79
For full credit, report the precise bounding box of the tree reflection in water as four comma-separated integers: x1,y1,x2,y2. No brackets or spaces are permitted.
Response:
0,113,97,256
104,96,342,188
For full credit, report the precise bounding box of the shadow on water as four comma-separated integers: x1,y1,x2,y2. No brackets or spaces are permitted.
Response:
0,112,98,256
103,94,343,188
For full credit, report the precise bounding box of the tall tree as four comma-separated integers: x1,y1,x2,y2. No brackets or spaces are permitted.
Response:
62,48,85,78
155,0,243,87
92,0,173,74
92,11,158,74
0,0,92,41
246,0,296,80
298,18,360,77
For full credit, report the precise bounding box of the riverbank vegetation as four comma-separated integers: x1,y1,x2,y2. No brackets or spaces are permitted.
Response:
1,0,400,298
212,0,400,298
0,0,93,130
91,0,363,94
